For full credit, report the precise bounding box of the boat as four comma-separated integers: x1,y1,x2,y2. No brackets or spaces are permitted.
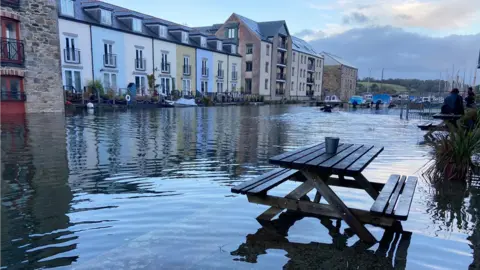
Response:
324,95,341,103
363,94,373,102
173,98,197,107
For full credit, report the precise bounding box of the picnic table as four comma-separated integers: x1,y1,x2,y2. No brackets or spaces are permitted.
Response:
232,142,418,244
432,113,463,121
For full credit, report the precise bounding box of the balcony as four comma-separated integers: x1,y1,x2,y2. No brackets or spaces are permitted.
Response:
1,0,20,9
1,90,26,101
307,63,315,71
63,48,81,64
183,65,191,75
160,62,170,74
307,77,314,84
103,53,117,68
231,71,238,81
201,67,209,77
275,88,285,95
1,38,25,67
276,73,286,81
135,58,146,71
278,41,287,51
277,57,287,66
217,69,224,79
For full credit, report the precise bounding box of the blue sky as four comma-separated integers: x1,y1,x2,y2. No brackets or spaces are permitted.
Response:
105,0,480,39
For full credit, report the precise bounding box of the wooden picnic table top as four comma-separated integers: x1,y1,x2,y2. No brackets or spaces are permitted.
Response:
432,113,463,120
269,142,384,176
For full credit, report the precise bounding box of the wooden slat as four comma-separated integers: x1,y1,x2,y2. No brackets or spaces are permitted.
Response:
327,176,385,191
269,143,322,164
370,175,401,214
280,144,326,163
346,146,384,174
247,169,299,194
332,145,374,171
320,144,364,168
231,168,286,193
247,195,395,227
291,145,329,165
306,144,353,166
393,176,418,220
385,175,407,215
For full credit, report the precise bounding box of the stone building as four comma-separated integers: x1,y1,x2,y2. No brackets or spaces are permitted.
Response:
322,52,358,101
1,0,64,114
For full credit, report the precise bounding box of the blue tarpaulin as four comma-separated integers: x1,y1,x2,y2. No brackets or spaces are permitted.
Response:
372,94,392,104
349,96,364,104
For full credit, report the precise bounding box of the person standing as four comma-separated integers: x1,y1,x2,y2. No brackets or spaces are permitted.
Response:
465,87,476,109
441,88,464,115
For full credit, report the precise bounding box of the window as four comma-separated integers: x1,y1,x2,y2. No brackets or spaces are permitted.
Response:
217,41,222,51
100,9,112,25
201,37,207,47
183,56,190,74
266,44,270,56
231,83,236,91
132,18,142,32
181,31,189,43
1,76,23,100
245,78,252,94
299,69,302,77
64,36,78,63
291,82,294,91
292,67,295,76
159,25,167,38
231,45,236,54
160,77,171,94
293,52,296,62
135,75,147,95
103,43,115,67
201,81,208,93
61,0,75,16
246,61,252,72
135,49,144,70
161,52,169,72
201,59,208,76
64,70,81,91
265,79,268,90
182,79,191,94
265,62,269,73
228,28,235,38
102,72,117,90
246,44,253,54
217,82,223,92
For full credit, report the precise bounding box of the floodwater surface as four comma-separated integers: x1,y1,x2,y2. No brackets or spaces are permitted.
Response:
1,105,479,269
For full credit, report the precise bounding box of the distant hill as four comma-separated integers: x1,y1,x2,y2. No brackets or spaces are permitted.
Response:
357,82,408,95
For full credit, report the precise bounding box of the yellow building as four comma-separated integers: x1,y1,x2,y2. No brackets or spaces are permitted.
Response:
176,44,196,96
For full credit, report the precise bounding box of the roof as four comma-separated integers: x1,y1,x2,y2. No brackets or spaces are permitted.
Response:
291,36,322,58
234,13,288,41
323,52,357,69
62,0,240,56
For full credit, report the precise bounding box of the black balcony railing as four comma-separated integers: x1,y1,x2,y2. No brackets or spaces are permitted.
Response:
103,53,117,68
1,0,20,9
307,77,314,84
1,90,26,101
277,57,287,65
217,69,224,79
232,71,238,80
306,90,314,97
276,73,286,80
183,65,191,75
307,63,315,71
202,67,209,77
135,58,146,71
63,48,81,64
275,88,285,95
1,38,25,67
161,62,170,73
278,41,287,50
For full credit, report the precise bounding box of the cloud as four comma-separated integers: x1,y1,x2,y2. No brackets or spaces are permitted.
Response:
342,12,370,24
309,26,480,79
293,29,326,41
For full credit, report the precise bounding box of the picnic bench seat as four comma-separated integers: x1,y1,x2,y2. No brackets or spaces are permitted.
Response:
417,121,445,131
231,168,300,195
370,175,418,221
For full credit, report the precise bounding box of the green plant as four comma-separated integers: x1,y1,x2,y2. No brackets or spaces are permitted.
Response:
147,73,155,96
425,116,480,182
87,80,104,95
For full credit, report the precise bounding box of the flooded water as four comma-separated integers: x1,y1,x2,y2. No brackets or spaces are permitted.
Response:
1,105,479,269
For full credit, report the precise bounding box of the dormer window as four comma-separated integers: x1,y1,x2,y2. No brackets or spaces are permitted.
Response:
60,0,75,16
228,28,235,38
132,18,142,32
159,25,167,38
100,9,112,25
181,31,189,43
231,45,236,54
216,41,222,51
200,37,207,48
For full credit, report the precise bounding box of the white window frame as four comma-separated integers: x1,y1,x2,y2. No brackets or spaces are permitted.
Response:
265,79,268,90
181,31,189,43
228,28,235,38
182,79,191,94
231,45,236,54
100,9,112,25
217,82,223,93
201,81,208,93
61,0,75,16
135,75,147,95
160,77,171,94
64,36,78,63
200,37,207,47
132,18,142,32
103,72,117,91
216,41,222,51
159,25,167,38
64,69,82,92
231,83,237,92
135,48,144,70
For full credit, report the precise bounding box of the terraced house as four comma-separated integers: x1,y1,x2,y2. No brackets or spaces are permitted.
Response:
57,0,242,98
199,13,323,100
1,0,64,115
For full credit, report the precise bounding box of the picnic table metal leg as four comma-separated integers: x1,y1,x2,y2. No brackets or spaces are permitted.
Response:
255,180,315,226
353,173,380,199
301,170,377,244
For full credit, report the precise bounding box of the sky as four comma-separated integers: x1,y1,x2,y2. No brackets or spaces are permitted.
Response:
105,0,480,80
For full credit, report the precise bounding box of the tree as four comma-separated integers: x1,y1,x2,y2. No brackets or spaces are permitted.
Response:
370,83,379,93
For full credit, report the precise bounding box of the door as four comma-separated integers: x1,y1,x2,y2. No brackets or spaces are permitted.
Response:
104,43,113,66
183,56,190,74
135,76,147,95
65,37,76,62
161,53,168,71
135,49,143,70
65,70,73,90
1,19,20,62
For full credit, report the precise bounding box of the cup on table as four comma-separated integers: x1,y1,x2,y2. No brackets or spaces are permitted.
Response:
325,137,340,154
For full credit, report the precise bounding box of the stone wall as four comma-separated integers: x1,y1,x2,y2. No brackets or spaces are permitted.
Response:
322,65,341,98
21,0,64,113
